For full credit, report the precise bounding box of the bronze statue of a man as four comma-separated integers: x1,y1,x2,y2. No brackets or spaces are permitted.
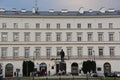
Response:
60,49,65,62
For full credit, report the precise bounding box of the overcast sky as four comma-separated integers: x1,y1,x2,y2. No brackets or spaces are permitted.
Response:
0,0,120,11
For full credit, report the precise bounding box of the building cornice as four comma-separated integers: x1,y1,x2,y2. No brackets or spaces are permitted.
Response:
0,15,120,19
0,42,120,45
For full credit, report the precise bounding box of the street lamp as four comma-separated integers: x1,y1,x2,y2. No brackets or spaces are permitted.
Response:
93,50,95,61
32,51,36,80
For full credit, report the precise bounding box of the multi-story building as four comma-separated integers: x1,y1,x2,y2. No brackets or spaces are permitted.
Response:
0,7,120,77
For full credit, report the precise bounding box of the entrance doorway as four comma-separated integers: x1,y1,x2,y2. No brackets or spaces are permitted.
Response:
0,64,2,74
39,63,47,76
104,62,111,74
71,63,78,75
5,63,13,77
56,64,60,74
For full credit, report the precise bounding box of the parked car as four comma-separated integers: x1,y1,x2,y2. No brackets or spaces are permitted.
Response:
0,74,3,79
114,72,120,77
91,73,98,77
104,72,114,77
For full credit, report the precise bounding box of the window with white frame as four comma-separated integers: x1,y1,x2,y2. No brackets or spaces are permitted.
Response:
24,23,29,29
1,33,8,42
46,48,51,57
109,33,114,41
67,33,72,41
56,33,61,42
57,23,60,29
13,48,19,58
46,23,50,29
119,33,120,41
56,47,62,56
67,23,71,29
77,23,81,29
77,47,82,56
109,23,113,29
35,33,41,42
13,23,18,28
109,47,114,56
67,47,72,57
1,47,7,58
13,33,19,42
24,33,30,42
46,33,51,42
88,48,93,56
98,23,102,29
35,48,40,57
88,33,93,41
99,48,103,56
2,23,7,28
88,23,92,29
24,48,30,58
98,33,103,41
77,33,82,42
36,23,40,29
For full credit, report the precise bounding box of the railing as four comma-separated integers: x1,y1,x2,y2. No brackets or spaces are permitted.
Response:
0,55,120,60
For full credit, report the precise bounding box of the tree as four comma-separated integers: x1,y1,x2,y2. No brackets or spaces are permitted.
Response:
91,61,96,73
22,61,34,77
22,61,26,76
82,60,96,74
82,61,87,74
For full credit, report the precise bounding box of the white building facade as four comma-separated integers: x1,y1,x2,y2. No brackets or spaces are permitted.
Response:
0,8,120,77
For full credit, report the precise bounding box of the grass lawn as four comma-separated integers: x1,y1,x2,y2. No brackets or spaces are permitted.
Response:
34,77,120,80
3,77,120,80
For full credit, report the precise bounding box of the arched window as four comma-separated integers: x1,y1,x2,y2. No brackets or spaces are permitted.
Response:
104,62,111,74
5,63,13,77
71,62,78,75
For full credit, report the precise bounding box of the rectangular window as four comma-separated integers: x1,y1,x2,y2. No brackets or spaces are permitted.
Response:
109,47,114,56
2,23,7,28
109,23,113,29
13,48,19,58
1,47,7,58
77,33,82,42
1,33,8,42
67,33,72,41
88,33,93,41
24,23,29,29
57,23,60,29
13,23,18,28
35,48,40,57
109,33,114,41
24,33,30,42
99,48,103,56
13,33,19,42
24,48,30,58
88,48,93,56
36,23,40,29
77,23,81,29
35,33,41,42
46,33,51,42
98,33,103,41
67,23,71,29
98,23,102,29
67,47,72,57
46,48,51,57
46,23,50,29
77,47,82,57
56,47,62,56
56,33,61,42
88,23,92,29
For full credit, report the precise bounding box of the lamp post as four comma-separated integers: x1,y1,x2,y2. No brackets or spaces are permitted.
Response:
93,50,95,61
27,61,28,77
32,51,36,80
